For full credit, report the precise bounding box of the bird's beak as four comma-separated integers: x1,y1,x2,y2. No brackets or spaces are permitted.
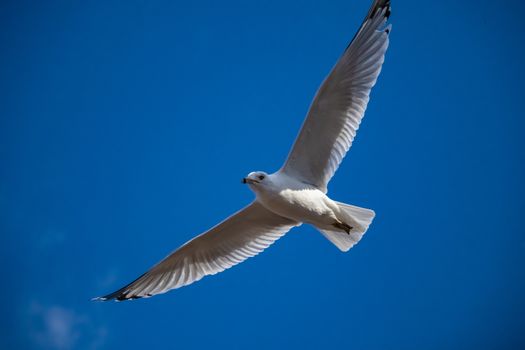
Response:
242,178,258,184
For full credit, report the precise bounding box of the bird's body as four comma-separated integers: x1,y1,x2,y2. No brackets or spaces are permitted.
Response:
246,171,340,231
94,0,392,302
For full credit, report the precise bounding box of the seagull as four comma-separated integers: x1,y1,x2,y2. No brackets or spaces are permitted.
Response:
94,0,391,301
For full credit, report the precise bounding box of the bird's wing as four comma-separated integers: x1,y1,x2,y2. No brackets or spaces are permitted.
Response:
280,0,391,192
94,202,298,301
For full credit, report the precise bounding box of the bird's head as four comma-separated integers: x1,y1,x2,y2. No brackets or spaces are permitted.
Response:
242,171,269,187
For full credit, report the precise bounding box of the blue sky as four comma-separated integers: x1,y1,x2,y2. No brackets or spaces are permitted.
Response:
1,0,525,349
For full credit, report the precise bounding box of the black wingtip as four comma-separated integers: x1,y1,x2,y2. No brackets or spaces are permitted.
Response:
116,294,142,301
93,270,150,302
345,0,392,51
385,0,392,18
92,288,132,302
91,291,142,302
370,0,391,20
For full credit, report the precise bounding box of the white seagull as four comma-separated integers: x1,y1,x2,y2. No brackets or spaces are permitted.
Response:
95,0,391,301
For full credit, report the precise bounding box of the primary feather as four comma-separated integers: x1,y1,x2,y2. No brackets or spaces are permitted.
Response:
94,202,297,300
281,0,391,192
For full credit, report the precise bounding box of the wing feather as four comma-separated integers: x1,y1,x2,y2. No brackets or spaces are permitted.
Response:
94,202,298,301
281,0,391,192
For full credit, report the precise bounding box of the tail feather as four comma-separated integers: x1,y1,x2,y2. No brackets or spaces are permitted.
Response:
318,202,375,252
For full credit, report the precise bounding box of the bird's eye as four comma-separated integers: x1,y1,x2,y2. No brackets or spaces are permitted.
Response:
258,175,265,181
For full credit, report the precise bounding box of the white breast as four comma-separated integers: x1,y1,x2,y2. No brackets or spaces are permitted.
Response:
252,172,337,225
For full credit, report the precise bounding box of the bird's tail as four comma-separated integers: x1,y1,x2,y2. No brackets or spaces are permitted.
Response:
317,202,375,252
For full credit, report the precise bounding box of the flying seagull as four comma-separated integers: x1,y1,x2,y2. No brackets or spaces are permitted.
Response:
94,0,391,301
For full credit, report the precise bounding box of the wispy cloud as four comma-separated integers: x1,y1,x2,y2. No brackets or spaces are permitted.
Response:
27,302,107,350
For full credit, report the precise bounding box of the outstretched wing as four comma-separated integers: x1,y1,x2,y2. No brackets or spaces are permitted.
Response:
94,202,298,301
280,0,391,192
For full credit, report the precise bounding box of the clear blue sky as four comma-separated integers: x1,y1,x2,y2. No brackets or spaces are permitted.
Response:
1,0,524,349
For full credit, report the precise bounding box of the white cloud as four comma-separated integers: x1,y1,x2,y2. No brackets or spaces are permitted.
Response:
27,302,107,350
